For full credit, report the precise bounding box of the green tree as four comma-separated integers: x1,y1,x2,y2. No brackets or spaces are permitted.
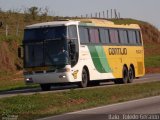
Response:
28,6,39,20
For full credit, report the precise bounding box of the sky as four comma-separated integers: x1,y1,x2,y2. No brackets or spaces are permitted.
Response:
0,0,160,29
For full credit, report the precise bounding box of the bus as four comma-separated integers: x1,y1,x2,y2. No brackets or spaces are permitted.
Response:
19,19,145,91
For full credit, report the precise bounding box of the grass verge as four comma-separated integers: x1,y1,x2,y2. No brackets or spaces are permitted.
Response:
0,71,38,92
145,55,160,67
0,78,39,92
0,79,25,91
0,81,160,120
0,83,39,92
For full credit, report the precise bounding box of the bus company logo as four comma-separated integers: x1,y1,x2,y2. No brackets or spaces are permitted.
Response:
109,48,127,55
72,70,79,79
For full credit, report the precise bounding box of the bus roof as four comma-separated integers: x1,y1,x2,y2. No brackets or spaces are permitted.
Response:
77,19,140,29
25,19,140,29
25,20,79,29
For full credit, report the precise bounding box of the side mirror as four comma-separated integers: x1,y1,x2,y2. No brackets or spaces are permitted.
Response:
18,46,23,59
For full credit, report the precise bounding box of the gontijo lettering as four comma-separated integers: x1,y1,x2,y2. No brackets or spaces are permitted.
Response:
109,48,127,55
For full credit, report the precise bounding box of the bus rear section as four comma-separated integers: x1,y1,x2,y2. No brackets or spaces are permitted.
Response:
77,19,145,84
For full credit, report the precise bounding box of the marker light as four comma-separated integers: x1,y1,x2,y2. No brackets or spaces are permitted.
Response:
26,78,33,83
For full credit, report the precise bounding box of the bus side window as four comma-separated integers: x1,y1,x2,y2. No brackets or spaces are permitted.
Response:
136,30,142,45
109,29,119,44
99,28,110,44
79,27,89,44
89,28,100,43
68,26,78,39
119,29,128,45
128,30,137,45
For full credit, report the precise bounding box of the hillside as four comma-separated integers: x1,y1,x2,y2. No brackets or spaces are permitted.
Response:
0,11,160,79
0,10,53,77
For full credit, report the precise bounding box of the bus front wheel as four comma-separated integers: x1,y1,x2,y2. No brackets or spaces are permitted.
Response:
79,68,89,88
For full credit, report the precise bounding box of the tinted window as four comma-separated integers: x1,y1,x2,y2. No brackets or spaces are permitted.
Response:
68,26,77,39
119,29,128,44
128,30,137,44
24,26,66,42
79,27,89,44
136,31,141,44
24,42,44,67
99,29,110,43
109,29,119,44
68,25,79,67
89,28,100,43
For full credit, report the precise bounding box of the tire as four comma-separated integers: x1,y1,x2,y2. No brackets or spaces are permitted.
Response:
40,84,51,91
79,68,89,88
121,66,128,84
128,67,134,83
114,66,128,84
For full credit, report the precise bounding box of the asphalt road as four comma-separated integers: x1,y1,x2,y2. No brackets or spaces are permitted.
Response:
0,74,160,99
38,96,160,120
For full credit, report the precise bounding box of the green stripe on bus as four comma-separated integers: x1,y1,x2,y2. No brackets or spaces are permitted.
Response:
95,46,111,72
88,46,104,72
88,46,111,73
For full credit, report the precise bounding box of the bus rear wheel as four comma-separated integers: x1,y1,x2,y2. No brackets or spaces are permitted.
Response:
79,68,89,88
122,66,128,84
114,66,128,84
128,66,134,83
40,84,51,91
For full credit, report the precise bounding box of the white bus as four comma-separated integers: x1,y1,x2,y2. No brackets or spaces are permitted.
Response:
19,19,145,91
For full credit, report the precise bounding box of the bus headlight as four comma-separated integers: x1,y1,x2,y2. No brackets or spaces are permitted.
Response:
59,75,66,78
25,78,33,83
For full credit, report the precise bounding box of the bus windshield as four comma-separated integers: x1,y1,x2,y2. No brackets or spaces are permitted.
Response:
23,26,69,68
24,26,66,42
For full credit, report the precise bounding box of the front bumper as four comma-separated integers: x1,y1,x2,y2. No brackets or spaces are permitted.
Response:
24,71,74,84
